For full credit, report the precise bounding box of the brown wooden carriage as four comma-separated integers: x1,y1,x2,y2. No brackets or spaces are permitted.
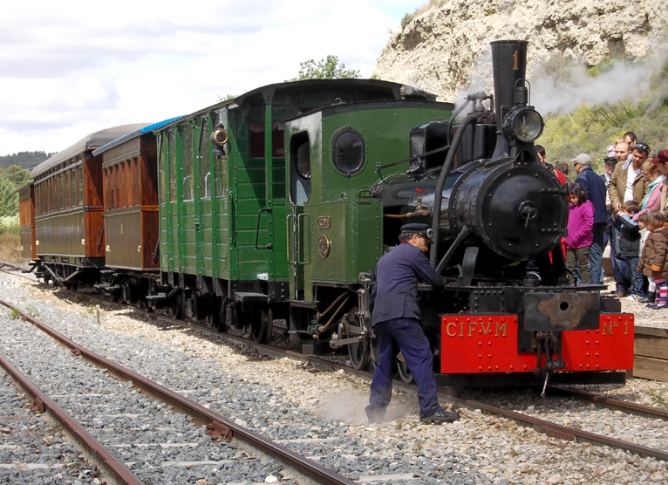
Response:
31,124,148,285
18,182,37,262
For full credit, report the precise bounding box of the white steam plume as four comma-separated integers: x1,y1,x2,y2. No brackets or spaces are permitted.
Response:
451,46,668,117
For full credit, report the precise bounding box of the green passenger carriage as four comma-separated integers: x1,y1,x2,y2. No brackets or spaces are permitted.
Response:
151,79,450,342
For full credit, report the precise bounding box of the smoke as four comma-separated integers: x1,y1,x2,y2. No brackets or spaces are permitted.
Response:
451,45,668,118
318,391,415,425
531,55,665,116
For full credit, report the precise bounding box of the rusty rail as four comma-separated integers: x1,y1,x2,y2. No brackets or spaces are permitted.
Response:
0,298,358,485
546,386,668,420
15,282,668,468
98,301,668,464
0,353,143,485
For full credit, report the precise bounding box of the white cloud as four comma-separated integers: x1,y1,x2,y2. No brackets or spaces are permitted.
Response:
0,0,423,156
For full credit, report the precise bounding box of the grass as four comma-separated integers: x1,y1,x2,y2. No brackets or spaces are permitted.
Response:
0,216,20,263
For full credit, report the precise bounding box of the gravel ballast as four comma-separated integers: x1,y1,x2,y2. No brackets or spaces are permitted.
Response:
1,272,668,484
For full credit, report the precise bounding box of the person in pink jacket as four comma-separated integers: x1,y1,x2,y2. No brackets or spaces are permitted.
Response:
564,183,594,283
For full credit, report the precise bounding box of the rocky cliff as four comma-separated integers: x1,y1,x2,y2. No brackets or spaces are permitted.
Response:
373,0,668,102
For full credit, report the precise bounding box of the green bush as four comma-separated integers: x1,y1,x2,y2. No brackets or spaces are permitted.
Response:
0,216,20,235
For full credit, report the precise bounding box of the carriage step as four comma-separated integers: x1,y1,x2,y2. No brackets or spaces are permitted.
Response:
94,284,121,294
234,292,269,304
145,293,168,301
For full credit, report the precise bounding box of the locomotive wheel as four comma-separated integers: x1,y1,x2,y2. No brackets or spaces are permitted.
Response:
347,338,370,371
170,290,185,319
122,283,134,304
250,306,273,344
396,353,414,384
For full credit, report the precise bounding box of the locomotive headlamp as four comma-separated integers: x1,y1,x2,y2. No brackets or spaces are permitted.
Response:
503,107,544,143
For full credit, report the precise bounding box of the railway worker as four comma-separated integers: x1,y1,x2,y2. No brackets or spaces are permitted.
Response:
573,154,607,284
365,223,459,425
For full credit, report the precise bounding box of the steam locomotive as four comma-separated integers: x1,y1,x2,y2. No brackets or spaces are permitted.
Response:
19,40,634,386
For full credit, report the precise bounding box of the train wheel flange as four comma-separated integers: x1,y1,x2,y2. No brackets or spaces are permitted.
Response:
250,306,272,344
170,290,185,319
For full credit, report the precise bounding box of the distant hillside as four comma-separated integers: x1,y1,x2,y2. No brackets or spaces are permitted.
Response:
0,151,53,170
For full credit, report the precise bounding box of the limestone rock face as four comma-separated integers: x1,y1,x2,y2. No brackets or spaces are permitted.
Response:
373,0,668,102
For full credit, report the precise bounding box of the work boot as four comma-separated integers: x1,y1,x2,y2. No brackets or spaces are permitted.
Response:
365,405,385,424
420,409,459,424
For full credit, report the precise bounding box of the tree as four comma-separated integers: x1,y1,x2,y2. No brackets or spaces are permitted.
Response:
5,165,30,186
0,177,18,217
288,55,360,81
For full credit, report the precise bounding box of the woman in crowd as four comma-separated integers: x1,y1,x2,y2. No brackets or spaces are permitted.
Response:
633,161,664,220
564,183,594,283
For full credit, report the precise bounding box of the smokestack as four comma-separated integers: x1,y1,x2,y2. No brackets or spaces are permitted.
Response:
490,40,528,160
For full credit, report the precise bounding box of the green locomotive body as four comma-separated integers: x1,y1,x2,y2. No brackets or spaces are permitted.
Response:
283,101,453,351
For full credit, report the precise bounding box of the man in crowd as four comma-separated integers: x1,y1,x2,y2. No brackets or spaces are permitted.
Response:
573,154,608,284
599,151,618,281
555,161,570,182
608,141,650,296
623,132,637,154
536,145,566,184
366,223,459,425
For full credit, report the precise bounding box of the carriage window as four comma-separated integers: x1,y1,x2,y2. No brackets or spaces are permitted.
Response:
60,174,64,209
132,157,139,206
181,126,194,201
169,129,177,202
78,167,83,206
289,131,311,206
332,126,365,176
250,122,264,158
199,122,211,199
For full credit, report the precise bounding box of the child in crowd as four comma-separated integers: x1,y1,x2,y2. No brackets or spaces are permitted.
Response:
564,183,594,283
637,210,668,309
637,212,656,303
615,200,644,299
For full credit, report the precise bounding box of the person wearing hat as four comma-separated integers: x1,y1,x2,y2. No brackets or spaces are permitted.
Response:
600,153,619,282
365,223,459,425
573,154,608,284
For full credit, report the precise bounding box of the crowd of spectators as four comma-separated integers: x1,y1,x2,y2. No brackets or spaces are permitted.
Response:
536,132,668,310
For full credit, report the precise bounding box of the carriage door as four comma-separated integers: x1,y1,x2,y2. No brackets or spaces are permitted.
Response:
287,131,312,300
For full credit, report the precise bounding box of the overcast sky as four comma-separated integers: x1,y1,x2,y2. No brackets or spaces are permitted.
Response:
0,0,423,157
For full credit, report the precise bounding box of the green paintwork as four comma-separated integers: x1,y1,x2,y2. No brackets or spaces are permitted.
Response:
154,80,446,301
285,102,453,301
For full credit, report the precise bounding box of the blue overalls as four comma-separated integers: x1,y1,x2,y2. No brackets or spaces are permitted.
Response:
366,242,444,421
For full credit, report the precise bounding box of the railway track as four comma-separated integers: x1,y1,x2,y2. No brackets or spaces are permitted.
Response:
2,267,668,481
0,298,357,485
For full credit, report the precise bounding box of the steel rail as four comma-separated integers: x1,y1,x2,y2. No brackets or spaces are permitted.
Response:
15,281,668,465
0,298,358,485
0,353,143,485
546,386,668,420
